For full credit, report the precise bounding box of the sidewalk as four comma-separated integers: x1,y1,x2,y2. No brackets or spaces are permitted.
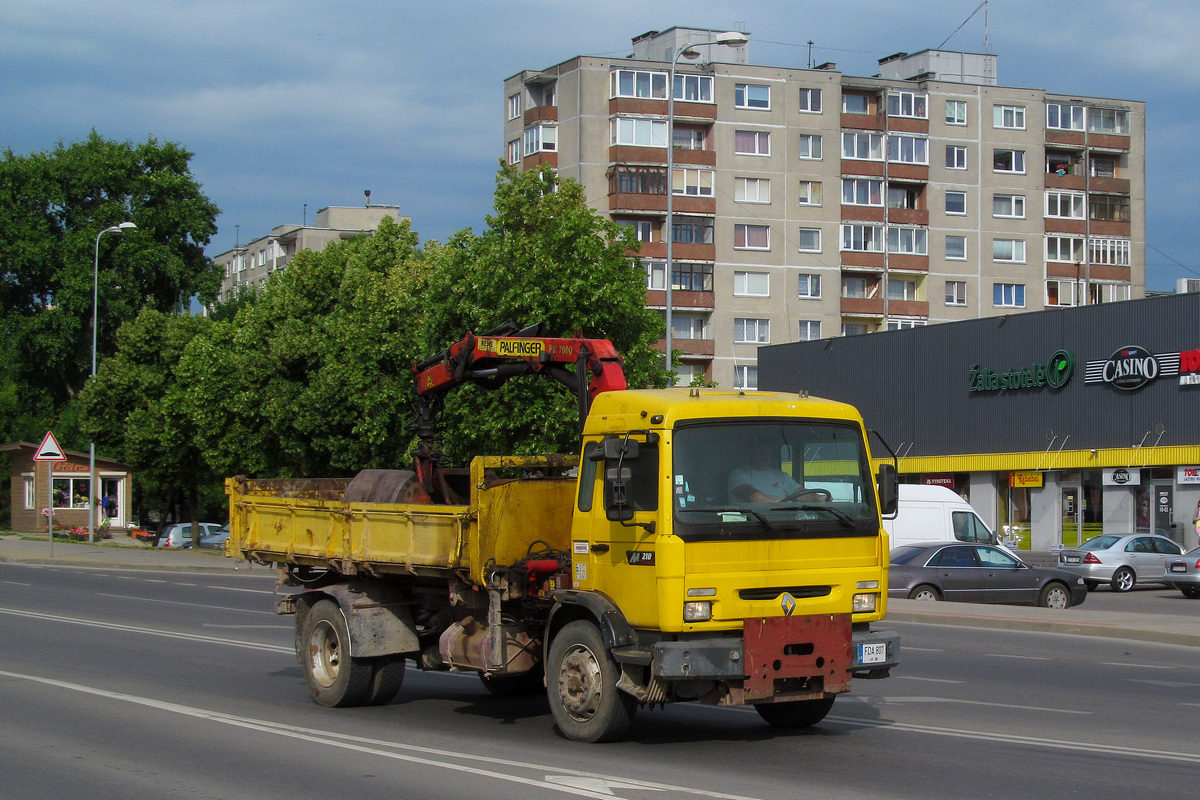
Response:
3,532,1197,648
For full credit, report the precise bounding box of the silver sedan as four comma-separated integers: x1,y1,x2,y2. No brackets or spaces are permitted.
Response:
1163,546,1200,598
1057,533,1185,592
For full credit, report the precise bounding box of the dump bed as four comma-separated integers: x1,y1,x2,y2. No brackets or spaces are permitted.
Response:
227,455,578,584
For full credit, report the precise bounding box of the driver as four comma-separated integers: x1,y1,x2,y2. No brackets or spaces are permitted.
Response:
728,441,823,503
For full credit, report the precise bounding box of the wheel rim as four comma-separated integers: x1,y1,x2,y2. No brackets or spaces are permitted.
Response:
308,619,342,688
913,588,938,601
1115,570,1134,591
1045,588,1068,609
557,643,604,723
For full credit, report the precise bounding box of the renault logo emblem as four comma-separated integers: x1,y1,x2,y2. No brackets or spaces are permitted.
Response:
780,593,796,617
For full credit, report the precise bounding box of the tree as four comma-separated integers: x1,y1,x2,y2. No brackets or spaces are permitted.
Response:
0,132,221,446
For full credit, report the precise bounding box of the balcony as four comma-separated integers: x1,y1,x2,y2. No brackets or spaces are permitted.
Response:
1044,219,1087,235
840,296,885,317
841,112,884,131
888,208,928,226
645,289,714,310
523,105,558,125
522,152,558,169
608,145,716,167
609,97,717,121
654,337,715,357
887,299,929,317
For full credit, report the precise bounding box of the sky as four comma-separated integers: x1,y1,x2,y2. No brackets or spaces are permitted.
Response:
2,0,1198,292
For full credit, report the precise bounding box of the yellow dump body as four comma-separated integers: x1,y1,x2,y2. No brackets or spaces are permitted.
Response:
227,455,577,585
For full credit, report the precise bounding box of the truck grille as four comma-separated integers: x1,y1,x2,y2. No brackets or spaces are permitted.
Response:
738,586,830,601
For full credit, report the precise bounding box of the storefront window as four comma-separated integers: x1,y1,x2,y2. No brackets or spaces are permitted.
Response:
1081,471,1103,541
1000,479,1032,549
52,477,92,510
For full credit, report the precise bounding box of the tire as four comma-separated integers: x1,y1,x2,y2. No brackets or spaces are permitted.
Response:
1110,567,1136,593
755,696,836,729
301,599,374,707
1083,581,1099,591
480,664,544,697
908,584,941,601
364,656,406,706
1038,582,1071,609
547,620,635,743
1180,587,1200,599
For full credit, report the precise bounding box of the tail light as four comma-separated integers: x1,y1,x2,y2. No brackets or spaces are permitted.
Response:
1083,553,1102,564
1194,559,1200,569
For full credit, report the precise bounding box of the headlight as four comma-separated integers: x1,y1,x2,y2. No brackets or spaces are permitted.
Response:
683,601,712,621
852,592,877,613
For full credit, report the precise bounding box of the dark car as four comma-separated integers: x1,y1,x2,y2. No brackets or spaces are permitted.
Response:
889,542,1087,609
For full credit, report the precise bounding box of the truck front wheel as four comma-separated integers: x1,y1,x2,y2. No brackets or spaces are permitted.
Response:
755,695,836,729
547,620,635,742
301,599,373,707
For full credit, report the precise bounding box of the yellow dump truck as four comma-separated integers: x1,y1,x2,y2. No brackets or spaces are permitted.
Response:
227,327,900,742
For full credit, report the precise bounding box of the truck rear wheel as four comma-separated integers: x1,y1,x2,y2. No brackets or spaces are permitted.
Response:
547,620,635,742
364,656,406,706
755,695,836,729
302,599,373,707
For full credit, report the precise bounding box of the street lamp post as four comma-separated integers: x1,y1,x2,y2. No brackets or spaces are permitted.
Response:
89,222,136,543
665,30,749,377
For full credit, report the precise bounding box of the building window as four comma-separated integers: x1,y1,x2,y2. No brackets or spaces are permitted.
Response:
1046,191,1086,219
506,139,522,164
733,365,758,390
524,124,557,154
52,477,92,510
671,263,714,292
946,145,967,170
992,194,1026,218
993,149,1025,174
797,228,822,253
507,92,522,120
798,87,822,113
945,235,967,261
1089,157,1118,178
797,180,822,206
619,219,654,242
887,319,926,331
945,191,966,215
887,91,928,119
945,100,967,125
797,274,822,299
841,224,884,253
733,271,769,297
798,320,822,341
734,318,770,344
734,224,770,250
610,165,667,195
1093,283,1132,303
798,134,823,160
842,323,870,336
735,83,770,110
1090,238,1130,266
645,261,665,290
1046,103,1085,131
887,135,928,165
1046,236,1084,263
670,314,706,340
672,168,714,196
993,283,1026,308
673,73,714,102
612,117,667,147
888,279,918,300
672,215,714,244
887,227,928,255
946,280,967,306
734,130,770,155
24,475,35,509
1090,194,1131,222
611,69,668,99
842,131,884,161
735,177,771,203
1088,108,1129,135
842,178,883,206
842,93,871,114
993,104,1026,129
993,239,1026,263
842,277,870,298
1046,279,1079,307
673,126,707,150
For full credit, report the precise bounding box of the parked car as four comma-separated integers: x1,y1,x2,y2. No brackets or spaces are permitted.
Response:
1162,546,1200,598
156,522,223,548
889,542,1087,608
198,525,230,550
1057,533,1185,592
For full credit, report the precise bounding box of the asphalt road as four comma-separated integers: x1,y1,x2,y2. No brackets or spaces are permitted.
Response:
2,561,1198,799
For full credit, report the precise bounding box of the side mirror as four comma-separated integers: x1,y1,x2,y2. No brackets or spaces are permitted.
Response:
604,466,634,521
877,463,898,517
601,437,639,461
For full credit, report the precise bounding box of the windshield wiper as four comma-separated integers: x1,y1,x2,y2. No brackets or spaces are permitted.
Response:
769,504,857,528
694,506,775,530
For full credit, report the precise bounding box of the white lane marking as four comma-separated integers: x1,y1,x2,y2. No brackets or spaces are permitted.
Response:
0,607,291,653
207,585,275,594
2,581,32,586
894,676,962,684
98,593,276,616
201,624,290,630
0,669,765,800
879,697,1091,714
1100,662,1174,670
985,654,1051,660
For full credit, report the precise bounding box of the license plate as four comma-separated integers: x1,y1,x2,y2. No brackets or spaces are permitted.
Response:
859,643,887,664
1171,564,1187,573
1065,556,1080,564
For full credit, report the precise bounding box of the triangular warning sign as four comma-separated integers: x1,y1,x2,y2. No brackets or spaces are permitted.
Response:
34,431,65,461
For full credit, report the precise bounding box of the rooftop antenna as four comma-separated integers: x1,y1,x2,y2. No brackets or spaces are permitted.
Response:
365,189,372,207
303,203,307,226
807,40,814,69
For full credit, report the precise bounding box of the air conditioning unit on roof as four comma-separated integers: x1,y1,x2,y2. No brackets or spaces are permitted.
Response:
1178,278,1200,294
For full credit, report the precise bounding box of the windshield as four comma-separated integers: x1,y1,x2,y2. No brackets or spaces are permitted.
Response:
672,421,879,541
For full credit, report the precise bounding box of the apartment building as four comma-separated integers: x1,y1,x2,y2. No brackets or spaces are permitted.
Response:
213,203,406,302
503,27,1145,388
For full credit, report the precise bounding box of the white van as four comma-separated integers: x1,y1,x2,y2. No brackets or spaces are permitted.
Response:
884,485,1003,551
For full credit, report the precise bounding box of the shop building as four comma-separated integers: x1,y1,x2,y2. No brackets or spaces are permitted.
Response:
1,442,133,534
758,292,1200,551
